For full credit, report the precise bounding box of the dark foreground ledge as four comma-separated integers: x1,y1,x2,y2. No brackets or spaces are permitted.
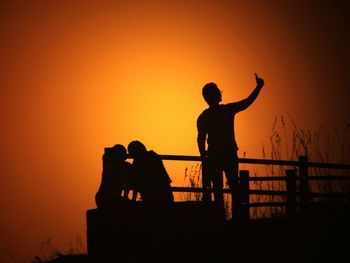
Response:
86,201,350,263
86,201,226,262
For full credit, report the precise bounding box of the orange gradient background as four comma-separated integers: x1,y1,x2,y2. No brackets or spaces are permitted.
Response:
1,1,349,262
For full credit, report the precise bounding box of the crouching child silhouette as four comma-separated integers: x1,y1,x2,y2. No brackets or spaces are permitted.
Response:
95,144,131,209
127,140,174,209
127,141,174,255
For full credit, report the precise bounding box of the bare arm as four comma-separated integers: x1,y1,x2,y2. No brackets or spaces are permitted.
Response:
229,73,264,112
124,163,139,201
197,115,207,158
122,163,132,200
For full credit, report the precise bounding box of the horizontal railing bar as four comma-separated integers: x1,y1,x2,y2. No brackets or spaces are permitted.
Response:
308,162,350,169
248,200,350,207
238,158,298,166
249,175,350,181
249,190,350,198
305,175,350,180
249,190,288,196
248,202,287,207
155,155,201,161
172,175,350,183
125,153,350,169
171,186,232,194
172,187,350,197
156,156,300,166
171,186,204,193
172,187,290,197
172,176,350,182
249,176,288,181
173,188,345,197
308,192,350,198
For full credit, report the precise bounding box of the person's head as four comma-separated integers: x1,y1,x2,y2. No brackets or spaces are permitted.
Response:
127,140,147,159
111,144,128,162
202,82,222,106
104,144,127,163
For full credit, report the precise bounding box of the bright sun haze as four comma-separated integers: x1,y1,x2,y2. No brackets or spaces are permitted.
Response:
0,1,349,262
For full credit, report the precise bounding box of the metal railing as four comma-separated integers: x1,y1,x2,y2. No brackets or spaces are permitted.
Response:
152,154,350,219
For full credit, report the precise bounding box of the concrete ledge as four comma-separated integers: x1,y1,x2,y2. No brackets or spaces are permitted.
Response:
86,201,225,261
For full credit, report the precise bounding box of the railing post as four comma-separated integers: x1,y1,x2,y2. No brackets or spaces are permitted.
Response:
286,169,297,217
299,155,309,213
240,170,250,220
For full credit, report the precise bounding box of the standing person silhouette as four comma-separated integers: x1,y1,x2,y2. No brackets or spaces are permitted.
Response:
197,73,264,212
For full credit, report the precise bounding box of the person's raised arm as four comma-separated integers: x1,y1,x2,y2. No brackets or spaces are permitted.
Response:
229,73,264,113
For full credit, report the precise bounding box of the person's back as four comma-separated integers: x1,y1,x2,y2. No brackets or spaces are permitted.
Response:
97,160,130,197
95,144,131,209
139,150,173,203
198,104,239,157
128,141,174,207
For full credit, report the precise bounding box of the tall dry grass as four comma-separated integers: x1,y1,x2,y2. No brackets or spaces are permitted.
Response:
33,234,85,263
253,113,350,218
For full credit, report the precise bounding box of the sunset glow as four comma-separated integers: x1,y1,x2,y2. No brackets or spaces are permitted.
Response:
1,1,349,262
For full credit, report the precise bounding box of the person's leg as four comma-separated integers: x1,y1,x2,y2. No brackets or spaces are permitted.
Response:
209,158,224,210
223,152,240,219
223,152,239,189
201,158,212,202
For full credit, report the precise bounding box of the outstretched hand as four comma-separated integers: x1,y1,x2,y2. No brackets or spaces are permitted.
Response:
255,73,264,88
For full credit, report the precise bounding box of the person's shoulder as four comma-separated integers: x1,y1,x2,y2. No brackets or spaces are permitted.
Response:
197,108,209,120
221,103,232,108
148,150,164,162
148,150,159,157
200,108,210,115
222,102,239,111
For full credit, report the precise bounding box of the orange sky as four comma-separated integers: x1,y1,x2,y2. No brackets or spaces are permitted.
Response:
1,1,349,262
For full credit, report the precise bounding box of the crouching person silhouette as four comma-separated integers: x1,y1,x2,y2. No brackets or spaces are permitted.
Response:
95,144,131,209
127,141,174,255
127,140,174,208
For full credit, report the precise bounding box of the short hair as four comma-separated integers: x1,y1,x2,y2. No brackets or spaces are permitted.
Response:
127,140,147,155
202,82,221,105
202,82,218,95
111,144,127,160
104,144,127,162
